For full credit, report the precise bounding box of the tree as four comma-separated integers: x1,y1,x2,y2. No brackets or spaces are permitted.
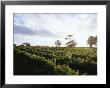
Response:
23,42,31,46
66,40,77,47
87,36,97,48
65,35,77,47
55,40,61,47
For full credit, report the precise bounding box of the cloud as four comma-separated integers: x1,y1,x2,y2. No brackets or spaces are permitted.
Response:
14,13,97,47
14,14,25,26
14,25,55,37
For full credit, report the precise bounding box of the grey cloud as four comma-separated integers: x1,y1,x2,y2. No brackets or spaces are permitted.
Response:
14,25,35,35
14,25,55,37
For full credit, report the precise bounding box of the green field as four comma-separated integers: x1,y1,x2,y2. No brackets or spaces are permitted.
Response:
14,46,97,75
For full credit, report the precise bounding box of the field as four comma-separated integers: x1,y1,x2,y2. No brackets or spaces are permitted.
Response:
14,46,97,75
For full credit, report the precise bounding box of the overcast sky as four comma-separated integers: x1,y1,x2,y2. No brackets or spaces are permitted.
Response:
14,13,97,47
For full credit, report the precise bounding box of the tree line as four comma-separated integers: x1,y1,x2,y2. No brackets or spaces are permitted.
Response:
55,35,97,48
14,35,97,48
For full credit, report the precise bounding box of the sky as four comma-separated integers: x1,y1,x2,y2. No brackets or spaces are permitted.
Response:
14,13,97,47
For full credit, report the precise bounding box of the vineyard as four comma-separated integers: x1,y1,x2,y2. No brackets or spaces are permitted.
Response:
14,46,97,75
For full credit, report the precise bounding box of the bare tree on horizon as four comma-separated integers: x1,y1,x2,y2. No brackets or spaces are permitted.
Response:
55,40,61,47
65,35,77,47
87,36,97,48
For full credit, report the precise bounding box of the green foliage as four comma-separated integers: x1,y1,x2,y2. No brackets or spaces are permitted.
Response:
14,46,97,75
54,65,77,75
